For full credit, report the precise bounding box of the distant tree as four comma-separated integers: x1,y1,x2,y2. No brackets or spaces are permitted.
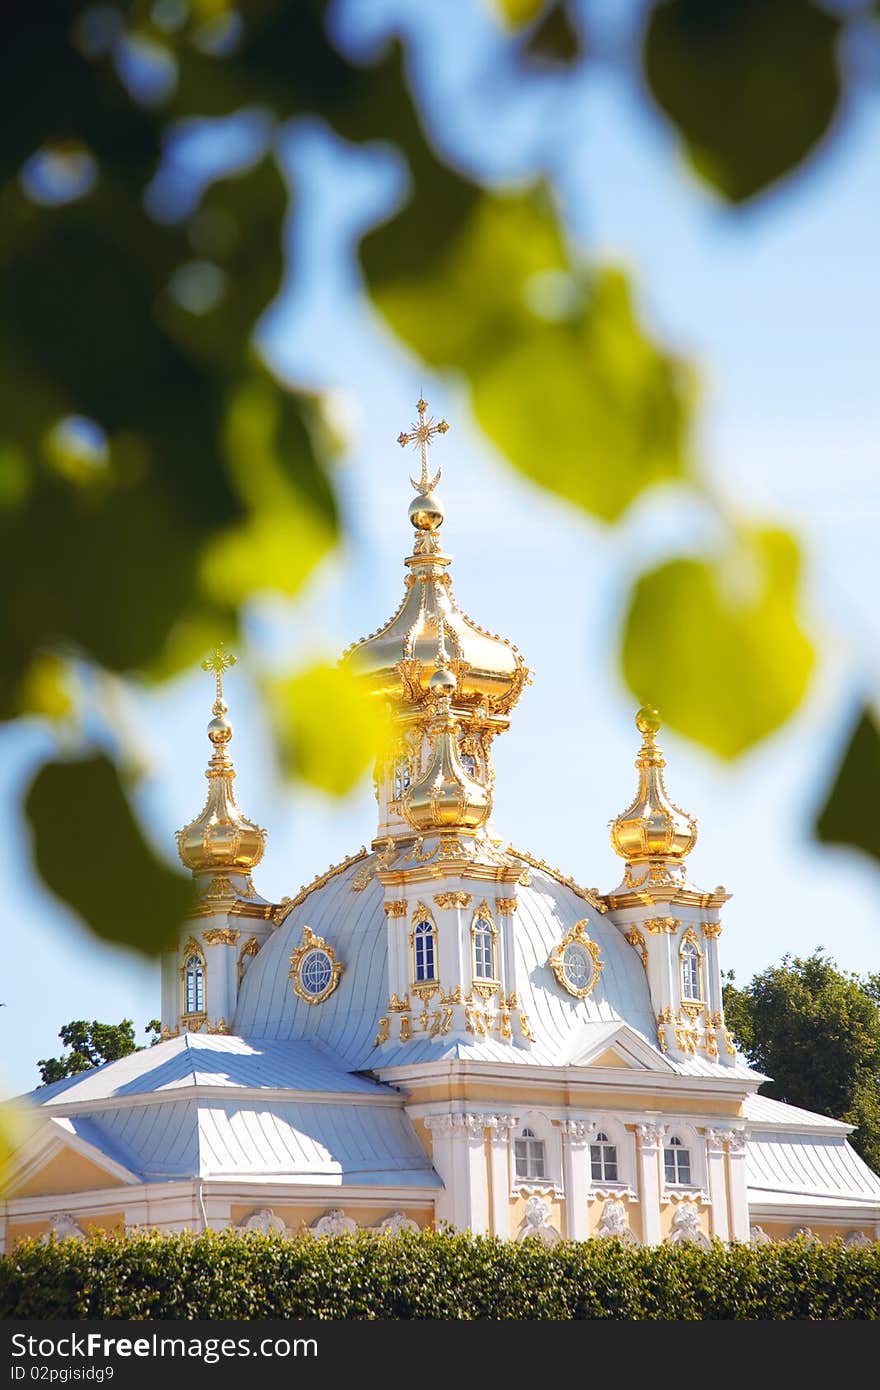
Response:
723,951,880,1172
38,1019,161,1086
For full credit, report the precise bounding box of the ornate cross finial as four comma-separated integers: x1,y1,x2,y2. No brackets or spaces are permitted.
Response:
397,397,449,494
202,644,236,709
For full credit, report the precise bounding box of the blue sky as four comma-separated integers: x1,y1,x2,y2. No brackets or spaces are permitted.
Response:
2,0,878,1096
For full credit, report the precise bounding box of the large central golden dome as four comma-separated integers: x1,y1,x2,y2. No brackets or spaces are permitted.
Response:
342,400,529,719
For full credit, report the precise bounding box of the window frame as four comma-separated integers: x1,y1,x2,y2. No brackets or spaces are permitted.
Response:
410,903,439,987
663,1134,693,1187
679,928,705,1005
471,903,498,986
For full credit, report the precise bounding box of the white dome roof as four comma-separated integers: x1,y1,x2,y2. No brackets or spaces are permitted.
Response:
234,850,658,1068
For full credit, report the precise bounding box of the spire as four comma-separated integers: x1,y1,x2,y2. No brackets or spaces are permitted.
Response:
610,707,698,863
342,398,529,719
176,646,266,875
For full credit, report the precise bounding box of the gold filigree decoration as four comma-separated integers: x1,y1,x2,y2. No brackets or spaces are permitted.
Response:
399,1015,412,1042
388,993,410,1013
507,848,607,913
495,897,518,914
643,916,679,934
518,867,531,887
412,982,440,1003
205,1017,230,1034
237,935,260,984
433,891,472,909
548,920,604,999
288,926,344,1006
351,859,374,892
384,900,408,917
203,927,240,947
472,982,499,1001
200,873,235,900
624,926,648,970
520,1013,535,1041
374,1017,390,1047
441,986,464,1005
702,921,723,938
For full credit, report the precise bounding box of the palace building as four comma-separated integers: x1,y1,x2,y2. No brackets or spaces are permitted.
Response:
4,401,879,1251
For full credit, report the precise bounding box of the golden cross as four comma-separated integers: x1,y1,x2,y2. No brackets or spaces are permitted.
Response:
397,397,449,494
202,643,237,707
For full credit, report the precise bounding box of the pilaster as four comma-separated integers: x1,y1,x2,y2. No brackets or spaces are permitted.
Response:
560,1120,591,1240
636,1121,664,1245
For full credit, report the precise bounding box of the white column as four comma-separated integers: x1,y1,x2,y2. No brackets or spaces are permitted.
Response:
486,1114,516,1238
705,1128,730,1241
560,1120,591,1240
636,1122,665,1246
726,1129,751,1242
424,1113,488,1232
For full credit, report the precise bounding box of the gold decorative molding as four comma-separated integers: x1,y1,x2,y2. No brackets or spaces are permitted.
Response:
388,993,410,1013
702,920,723,938
624,926,648,969
495,897,518,914
507,848,607,913
288,925,344,1006
374,1017,390,1047
384,900,408,917
433,891,473,909
548,920,604,999
519,1013,535,1042
399,1015,411,1042
644,916,679,934
412,982,440,1003
237,934,260,983
203,927,240,947
517,867,531,887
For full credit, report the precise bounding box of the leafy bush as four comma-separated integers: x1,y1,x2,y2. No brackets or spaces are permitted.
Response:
2,1230,878,1320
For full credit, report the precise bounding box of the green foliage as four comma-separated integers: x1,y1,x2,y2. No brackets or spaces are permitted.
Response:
622,528,815,758
266,661,391,798
24,755,194,954
36,1018,161,1087
815,709,880,867
1,1229,879,1320
369,189,693,524
0,0,872,954
643,0,843,202
724,951,880,1171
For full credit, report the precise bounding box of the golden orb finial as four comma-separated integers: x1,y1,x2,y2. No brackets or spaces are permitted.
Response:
635,704,661,737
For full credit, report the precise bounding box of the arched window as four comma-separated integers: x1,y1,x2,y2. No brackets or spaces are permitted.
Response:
680,935,703,1002
472,909,496,981
393,761,410,801
514,1127,546,1180
664,1136,692,1186
412,919,437,983
184,953,205,1016
590,1131,618,1183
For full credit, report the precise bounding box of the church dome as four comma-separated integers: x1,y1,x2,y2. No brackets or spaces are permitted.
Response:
342,399,529,718
176,648,266,875
610,707,697,862
233,849,657,1067
402,668,492,832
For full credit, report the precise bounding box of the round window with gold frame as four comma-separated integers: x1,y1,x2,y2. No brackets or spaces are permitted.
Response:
549,921,603,999
289,926,343,1005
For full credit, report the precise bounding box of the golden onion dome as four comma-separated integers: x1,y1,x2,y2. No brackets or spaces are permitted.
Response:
402,670,492,833
342,399,529,717
176,650,266,875
610,707,698,862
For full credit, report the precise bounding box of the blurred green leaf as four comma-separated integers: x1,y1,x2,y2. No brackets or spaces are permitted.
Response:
815,709,880,865
492,0,548,29
24,754,195,953
0,1101,37,1197
17,653,73,722
367,188,692,521
266,662,391,798
643,0,842,203
622,528,815,757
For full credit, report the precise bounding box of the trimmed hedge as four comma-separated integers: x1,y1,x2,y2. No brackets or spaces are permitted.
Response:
2,1229,878,1320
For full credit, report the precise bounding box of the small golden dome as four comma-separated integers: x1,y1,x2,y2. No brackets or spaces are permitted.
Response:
177,654,266,876
610,708,697,862
403,682,491,834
